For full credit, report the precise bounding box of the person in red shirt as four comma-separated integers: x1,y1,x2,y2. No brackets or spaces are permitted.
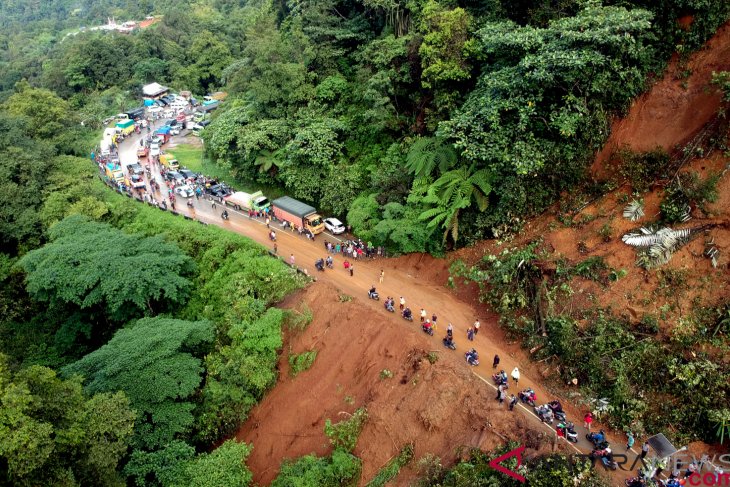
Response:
584,412,594,431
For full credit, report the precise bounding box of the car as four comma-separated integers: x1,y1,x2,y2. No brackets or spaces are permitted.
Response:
150,143,160,156
174,185,195,198
157,98,169,106
128,163,144,175
324,217,346,234
165,171,186,184
165,119,179,127
147,106,162,114
170,127,180,136
150,135,163,145
206,183,232,198
130,174,146,189
179,169,197,180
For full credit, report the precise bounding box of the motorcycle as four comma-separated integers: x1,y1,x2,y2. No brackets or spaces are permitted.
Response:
556,421,578,443
442,336,456,350
326,259,334,269
534,404,554,424
315,260,325,272
465,349,479,366
402,309,413,321
518,388,536,407
384,300,395,312
590,449,617,470
186,199,193,208
548,400,567,422
221,211,229,220
368,290,379,300
586,431,608,448
421,323,434,336
269,231,277,242
492,372,508,387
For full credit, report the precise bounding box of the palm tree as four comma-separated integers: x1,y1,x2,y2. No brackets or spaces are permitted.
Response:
419,164,493,243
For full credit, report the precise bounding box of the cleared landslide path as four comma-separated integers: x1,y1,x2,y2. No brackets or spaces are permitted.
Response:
117,127,639,483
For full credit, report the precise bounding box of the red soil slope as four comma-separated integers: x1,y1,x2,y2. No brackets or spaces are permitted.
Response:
592,20,730,179
237,283,561,485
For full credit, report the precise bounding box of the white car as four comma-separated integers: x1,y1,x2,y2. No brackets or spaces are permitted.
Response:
174,185,195,198
150,143,160,156
147,106,163,114
324,217,346,234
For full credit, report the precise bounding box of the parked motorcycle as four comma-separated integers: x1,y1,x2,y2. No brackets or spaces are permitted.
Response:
534,404,554,424
518,388,536,407
556,421,578,443
548,400,567,422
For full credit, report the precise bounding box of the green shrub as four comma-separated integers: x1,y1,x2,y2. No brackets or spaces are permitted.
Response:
289,350,317,377
365,444,413,487
325,408,368,452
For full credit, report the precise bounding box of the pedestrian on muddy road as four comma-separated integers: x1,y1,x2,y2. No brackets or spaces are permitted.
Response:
349,264,354,277
509,394,518,411
399,297,405,310
290,254,295,266
379,269,384,283
467,327,474,341
420,309,427,322
492,354,500,368
511,367,520,384
584,412,593,431
473,319,480,335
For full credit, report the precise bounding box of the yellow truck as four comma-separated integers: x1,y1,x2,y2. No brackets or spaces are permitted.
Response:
159,153,179,169
105,162,125,183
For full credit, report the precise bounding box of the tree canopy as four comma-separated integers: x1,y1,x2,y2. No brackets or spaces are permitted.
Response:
18,215,193,322
62,316,214,449
0,355,135,486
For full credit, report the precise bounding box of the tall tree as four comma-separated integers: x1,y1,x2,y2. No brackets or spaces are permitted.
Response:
0,355,135,486
63,317,214,450
17,216,194,323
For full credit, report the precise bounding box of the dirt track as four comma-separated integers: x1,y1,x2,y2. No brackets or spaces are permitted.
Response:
117,132,627,485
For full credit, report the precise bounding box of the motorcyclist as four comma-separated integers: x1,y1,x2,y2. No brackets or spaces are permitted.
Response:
325,255,333,268
269,230,276,241
446,323,453,338
466,348,479,364
384,298,395,312
221,209,229,220
315,258,325,271
368,286,377,298
402,307,412,320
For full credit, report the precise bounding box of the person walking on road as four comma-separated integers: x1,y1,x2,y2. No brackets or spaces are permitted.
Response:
640,441,649,460
473,319,481,335
379,269,384,283
492,354,500,369
420,309,427,323
349,264,354,277
509,394,518,411
583,412,593,431
399,297,405,311
273,243,278,254
511,367,520,385
289,254,295,267
467,327,474,341
626,431,635,451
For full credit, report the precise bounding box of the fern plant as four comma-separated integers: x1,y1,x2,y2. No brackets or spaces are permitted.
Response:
622,199,645,222
623,227,700,268
405,137,457,180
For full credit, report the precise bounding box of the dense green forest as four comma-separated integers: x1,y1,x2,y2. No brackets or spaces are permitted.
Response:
1,0,729,484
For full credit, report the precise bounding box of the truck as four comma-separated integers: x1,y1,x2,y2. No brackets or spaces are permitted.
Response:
105,162,125,183
224,191,271,212
271,196,325,235
137,146,149,158
159,153,179,170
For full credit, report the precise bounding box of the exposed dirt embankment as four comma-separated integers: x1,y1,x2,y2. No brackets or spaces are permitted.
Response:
592,20,730,179
237,283,557,485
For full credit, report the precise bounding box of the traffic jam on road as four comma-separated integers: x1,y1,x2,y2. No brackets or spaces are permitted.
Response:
94,83,386,256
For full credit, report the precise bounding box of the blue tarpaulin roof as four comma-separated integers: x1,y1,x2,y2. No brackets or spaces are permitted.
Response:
156,126,171,135
144,99,154,106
